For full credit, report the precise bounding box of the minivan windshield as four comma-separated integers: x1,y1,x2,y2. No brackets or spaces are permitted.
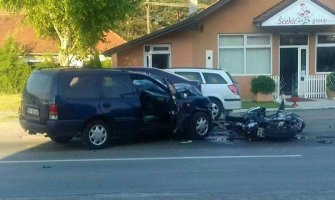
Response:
26,72,54,100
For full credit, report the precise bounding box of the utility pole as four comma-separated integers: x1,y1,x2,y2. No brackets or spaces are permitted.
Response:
146,0,152,34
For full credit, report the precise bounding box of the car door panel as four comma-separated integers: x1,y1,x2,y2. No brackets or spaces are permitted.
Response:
100,74,143,134
130,74,175,132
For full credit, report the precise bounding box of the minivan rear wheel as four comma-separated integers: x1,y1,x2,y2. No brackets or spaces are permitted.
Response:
189,112,211,140
210,98,223,120
82,120,112,150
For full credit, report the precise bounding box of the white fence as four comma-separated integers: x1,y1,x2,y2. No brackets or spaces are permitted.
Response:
270,75,327,99
304,75,327,98
271,75,280,100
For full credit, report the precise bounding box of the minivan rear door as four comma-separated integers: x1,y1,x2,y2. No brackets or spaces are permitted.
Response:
57,71,102,127
22,71,56,124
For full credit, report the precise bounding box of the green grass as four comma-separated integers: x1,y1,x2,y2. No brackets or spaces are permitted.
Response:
242,101,280,109
0,94,21,112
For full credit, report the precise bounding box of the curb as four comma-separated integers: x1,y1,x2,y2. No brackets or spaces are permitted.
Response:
233,106,335,113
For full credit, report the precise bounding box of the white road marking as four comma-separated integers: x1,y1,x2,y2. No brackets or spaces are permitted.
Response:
0,155,302,164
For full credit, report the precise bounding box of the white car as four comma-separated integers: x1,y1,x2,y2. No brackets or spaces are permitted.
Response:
165,68,241,120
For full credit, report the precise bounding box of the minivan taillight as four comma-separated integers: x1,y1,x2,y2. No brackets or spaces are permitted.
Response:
49,104,58,120
228,85,239,95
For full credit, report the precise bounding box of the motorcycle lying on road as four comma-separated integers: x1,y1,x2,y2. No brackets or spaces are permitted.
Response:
224,100,305,139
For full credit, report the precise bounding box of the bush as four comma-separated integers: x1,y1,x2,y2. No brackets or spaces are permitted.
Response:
327,72,335,91
101,59,112,68
0,38,32,94
251,76,276,94
34,61,60,69
83,52,102,69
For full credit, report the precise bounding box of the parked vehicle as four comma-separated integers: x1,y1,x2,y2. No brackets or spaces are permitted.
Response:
19,69,213,149
225,100,305,139
118,67,201,91
165,68,241,120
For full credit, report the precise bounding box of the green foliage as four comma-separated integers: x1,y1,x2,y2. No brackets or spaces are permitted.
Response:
34,61,60,69
0,0,142,66
251,76,276,94
83,52,102,69
242,101,280,109
101,59,112,68
115,0,217,40
0,38,32,94
327,72,335,91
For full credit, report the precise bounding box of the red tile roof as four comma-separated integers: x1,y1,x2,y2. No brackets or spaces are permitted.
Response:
0,13,125,54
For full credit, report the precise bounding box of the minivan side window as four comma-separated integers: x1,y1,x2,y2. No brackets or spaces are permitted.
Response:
62,75,101,99
132,78,167,95
174,72,203,84
102,75,135,98
203,73,227,84
148,72,164,83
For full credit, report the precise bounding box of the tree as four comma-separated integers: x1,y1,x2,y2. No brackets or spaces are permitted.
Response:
115,0,216,41
0,0,142,66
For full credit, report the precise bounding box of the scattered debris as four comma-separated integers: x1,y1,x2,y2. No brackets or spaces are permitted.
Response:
296,135,309,140
317,140,333,144
316,136,335,139
206,135,234,144
42,165,52,169
181,140,192,144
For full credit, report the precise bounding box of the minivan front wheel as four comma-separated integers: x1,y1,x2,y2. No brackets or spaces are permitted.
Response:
189,112,211,140
82,120,112,150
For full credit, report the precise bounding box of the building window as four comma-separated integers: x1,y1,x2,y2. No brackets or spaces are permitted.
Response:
218,34,272,75
317,33,335,73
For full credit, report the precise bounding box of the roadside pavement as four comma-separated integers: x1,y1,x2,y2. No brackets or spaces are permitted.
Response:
234,98,335,113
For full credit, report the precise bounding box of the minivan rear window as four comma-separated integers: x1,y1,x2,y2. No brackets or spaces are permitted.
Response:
26,73,54,100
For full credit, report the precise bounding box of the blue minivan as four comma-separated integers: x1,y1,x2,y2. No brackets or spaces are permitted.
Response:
19,69,213,149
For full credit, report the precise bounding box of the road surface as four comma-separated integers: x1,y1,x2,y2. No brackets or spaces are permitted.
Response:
0,109,335,200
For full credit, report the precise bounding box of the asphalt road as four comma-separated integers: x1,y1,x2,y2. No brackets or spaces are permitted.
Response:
0,109,335,200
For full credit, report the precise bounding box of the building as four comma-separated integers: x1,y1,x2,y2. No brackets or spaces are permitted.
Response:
0,12,125,66
104,0,335,100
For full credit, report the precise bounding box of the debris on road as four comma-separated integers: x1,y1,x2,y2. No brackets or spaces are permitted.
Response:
296,135,309,140
317,140,333,144
181,140,192,144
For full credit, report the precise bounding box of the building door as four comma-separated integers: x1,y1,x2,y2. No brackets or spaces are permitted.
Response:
280,47,308,96
144,44,171,69
280,34,308,96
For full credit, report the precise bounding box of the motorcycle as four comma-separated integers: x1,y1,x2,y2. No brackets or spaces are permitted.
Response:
225,100,305,139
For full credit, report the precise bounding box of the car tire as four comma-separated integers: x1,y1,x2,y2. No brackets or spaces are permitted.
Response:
210,98,223,120
50,136,73,143
82,120,112,150
189,112,211,140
